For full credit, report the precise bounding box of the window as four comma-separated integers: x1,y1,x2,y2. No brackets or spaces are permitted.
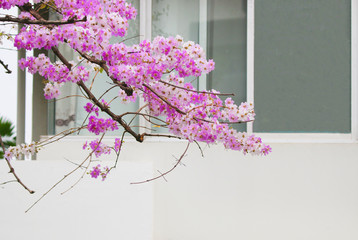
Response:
254,0,351,134
50,0,358,142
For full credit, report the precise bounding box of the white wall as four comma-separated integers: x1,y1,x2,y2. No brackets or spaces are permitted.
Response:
152,142,358,240
0,160,153,240
2,139,358,240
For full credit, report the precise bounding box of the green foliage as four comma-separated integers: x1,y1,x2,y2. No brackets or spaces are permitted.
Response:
0,116,16,159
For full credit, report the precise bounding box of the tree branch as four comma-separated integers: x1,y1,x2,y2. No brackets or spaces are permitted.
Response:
76,81,143,142
0,134,35,194
143,83,186,115
16,4,143,142
0,15,87,25
75,50,133,96
0,59,11,74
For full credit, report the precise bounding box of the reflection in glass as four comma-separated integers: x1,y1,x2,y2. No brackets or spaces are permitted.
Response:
207,0,247,132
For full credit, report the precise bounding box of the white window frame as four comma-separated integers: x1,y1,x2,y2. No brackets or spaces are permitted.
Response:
151,0,358,143
247,0,358,143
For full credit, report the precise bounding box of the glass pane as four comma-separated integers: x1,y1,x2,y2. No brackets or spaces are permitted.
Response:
254,0,351,133
152,0,199,42
152,0,200,133
207,0,247,132
55,0,140,136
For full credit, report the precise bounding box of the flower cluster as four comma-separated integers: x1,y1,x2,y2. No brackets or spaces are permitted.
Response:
142,73,271,155
83,137,121,158
13,0,136,58
0,0,28,10
89,164,109,181
84,103,99,116
83,139,111,158
43,82,61,100
114,138,121,153
4,141,37,160
87,116,119,135
19,54,90,99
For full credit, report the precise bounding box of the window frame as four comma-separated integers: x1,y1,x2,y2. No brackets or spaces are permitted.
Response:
248,0,358,143
139,0,358,143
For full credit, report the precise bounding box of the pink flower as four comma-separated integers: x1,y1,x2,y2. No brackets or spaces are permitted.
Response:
82,141,88,150
114,138,121,153
90,165,101,178
89,165,110,181
18,58,27,70
84,103,99,116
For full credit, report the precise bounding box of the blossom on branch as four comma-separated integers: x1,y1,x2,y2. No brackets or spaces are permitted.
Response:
0,0,271,189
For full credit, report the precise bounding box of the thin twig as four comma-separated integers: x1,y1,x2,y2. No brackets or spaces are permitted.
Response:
156,170,167,182
25,132,106,213
124,112,166,124
64,158,86,169
131,142,190,184
89,68,100,91
36,126,87,148
0,59,11,74
0,134,35,194
127,104,149,126
159,80,235,96
142,133,183,140
50,94,87,102
0,180,17,186
119,35,142,43
60,133,106,195
97,85,118,102
109,130,128,170
193,140,204,157
60,155,92,195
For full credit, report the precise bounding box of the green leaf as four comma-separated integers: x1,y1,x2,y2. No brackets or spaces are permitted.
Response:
38,3,48,10
0,116,15,137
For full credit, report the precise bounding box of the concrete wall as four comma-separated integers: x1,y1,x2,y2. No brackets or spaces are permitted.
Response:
1,138,358,240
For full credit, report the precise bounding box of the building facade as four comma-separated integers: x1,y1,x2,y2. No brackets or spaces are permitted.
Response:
17,1,358,239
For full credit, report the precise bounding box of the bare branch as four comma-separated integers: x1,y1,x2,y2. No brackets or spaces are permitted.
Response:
60,154,92,195
25,152,91,213
159,80,235,96
0,180,17,186
0,59,11,74
0,134,35,194
36,126,87,148
120,112,167,125
142,133,183,140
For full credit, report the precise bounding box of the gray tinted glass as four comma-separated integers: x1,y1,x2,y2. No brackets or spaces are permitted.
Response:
207,0,247,132
254,0,351,133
